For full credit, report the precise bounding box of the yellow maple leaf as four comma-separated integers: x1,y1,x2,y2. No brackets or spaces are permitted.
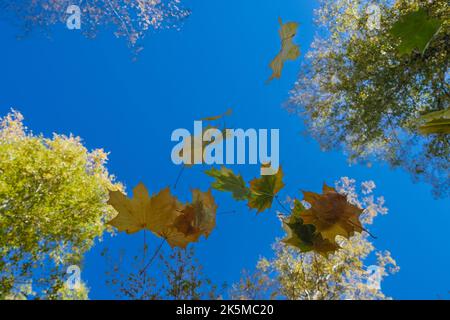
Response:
107,183,188,247
107,183,179,234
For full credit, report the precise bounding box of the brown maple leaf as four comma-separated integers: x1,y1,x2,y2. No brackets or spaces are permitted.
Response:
299,183,363,243
172,189,217,247
282,199,340,257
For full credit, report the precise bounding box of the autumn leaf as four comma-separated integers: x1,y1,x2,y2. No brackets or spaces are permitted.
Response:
107,183,213,248
107,183,180,235
205,166,250,201
418,108,450,135
172,189,217,248
174,109,234,166
177,126,231,167
200,108,233,121
282,200,339,256
390,8,442,56
268,18,300,81
282,200,316,251
248,165,284,213
298,183,363,243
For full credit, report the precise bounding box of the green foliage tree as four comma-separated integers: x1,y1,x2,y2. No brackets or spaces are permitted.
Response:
289,0,449,197
0,110,121,299
231,178,399,300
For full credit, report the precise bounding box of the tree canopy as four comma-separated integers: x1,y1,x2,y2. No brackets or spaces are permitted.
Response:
0,0,189,49
0,110,121,298
289,0,449,197
231,178,399,300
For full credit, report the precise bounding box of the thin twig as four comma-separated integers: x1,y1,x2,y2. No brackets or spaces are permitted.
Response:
173,165,185,189
139,238,166,275
217,210,237,215
142,230,147,286
348,220,377,239
105,0,132,40
274,195,292,215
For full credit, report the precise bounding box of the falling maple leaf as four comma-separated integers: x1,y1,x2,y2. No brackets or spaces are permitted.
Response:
282,199,339,257
418,108,450,135
298,183,363,243
268,17,300,82
390,8,442,56
177,126,232,167
282,200,316,251
205,166,250,201
174,109,233,167
173,189,217,239
107,183,180,235
107,184,217,249
248,165,285,213
200,108,233,121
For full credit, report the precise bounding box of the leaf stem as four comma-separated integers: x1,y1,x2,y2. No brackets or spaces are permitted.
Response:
274,195,292,215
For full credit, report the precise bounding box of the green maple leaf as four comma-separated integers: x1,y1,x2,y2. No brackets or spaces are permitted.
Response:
418,108,450,135
282,200,340,257
282,200,315,251
390,8,442,56
205,167,250,201
248,165,285,213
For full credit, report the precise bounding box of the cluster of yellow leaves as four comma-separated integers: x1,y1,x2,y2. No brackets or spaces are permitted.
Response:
107,183,217,249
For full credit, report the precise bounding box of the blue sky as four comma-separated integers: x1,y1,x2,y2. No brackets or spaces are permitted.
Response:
0,0,449,299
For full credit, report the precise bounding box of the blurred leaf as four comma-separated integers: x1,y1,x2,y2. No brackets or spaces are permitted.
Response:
268,18,300,81
390,8,442,55
418,108,450,134
205,167,250,201
200,108,233,121
177,126,231,167
172,189,217,247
